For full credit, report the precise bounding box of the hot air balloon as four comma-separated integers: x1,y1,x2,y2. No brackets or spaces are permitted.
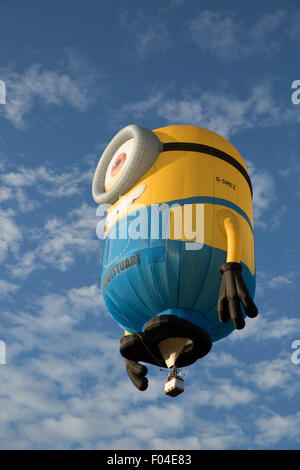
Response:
92,125,258,396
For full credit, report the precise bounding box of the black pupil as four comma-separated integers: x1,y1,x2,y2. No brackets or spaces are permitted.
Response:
114,158,122,169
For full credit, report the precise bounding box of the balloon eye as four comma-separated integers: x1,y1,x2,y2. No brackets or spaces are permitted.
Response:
111,152,126,177
104,138,135,192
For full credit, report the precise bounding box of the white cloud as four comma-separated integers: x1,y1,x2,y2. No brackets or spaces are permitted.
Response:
0,186,12,203
260,317,300,340
2,164,93,200
0,209,22,262
148,411,247,450
67,284,101,311
246,160,276,228
256,270,297,297
0,274,252,450
188,10,241,59
4,200,99,278
151,429,240,450
256,412,300,446
38,203,98,271
119,403,184,438
0,279,19,296
0,158,98,278
0,278,298,449
278,156,300,200
35,415,93,442
8,251,36,279
0,185,40,213
235,353,300,401
120,92,163,116
120,82,285,139
209,380,256,409
168,0,185,6
202,351,240,368
251,11,286,41
156,91,253,138
267,273,295,289
187,10,286,60
287,11,300,40
5,283,103,337
234,354,300,395
137,24,171,58
0,79,6,104
229,314,300,342
119,10,172,60
184,375,256,410
0,51,100,129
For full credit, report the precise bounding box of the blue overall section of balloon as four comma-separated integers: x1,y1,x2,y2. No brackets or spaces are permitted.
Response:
101,200,255,342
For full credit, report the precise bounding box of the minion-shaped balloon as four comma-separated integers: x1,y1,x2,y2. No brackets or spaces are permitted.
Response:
93,125,258,393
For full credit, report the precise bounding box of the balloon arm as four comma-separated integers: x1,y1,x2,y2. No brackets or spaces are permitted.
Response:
218,210,241,263
122,331,148,390
217,209,258,329
217,262,258,329
124,358,148,391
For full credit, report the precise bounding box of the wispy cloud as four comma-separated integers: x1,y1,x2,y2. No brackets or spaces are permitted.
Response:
256,412,300,446
256,270,296,297
0,277,298,449
0,157,98,276
229,313,300,342
192,378,256,409
0,209,22,262
202,351,240,368
246,160,276,228
1,163,93,204
248,357,300,392
267,273,295,289
8,202,99,278
286,11,300,40
119,9,172,61
38,203,98,271
168,0,185,6
0,279,19,297
7,284,102,335
187,10,286,60
0,50,101,129
279,156,300,200
0,79,6,104
119,82,290,139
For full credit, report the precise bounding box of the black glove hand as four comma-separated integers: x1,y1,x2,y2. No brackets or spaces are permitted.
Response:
124,358,148,391
218,262,258,330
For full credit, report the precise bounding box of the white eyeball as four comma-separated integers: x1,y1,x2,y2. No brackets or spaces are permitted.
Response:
104,138,134,192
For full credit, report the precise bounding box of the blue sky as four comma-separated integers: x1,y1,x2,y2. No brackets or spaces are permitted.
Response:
0,0,300,450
